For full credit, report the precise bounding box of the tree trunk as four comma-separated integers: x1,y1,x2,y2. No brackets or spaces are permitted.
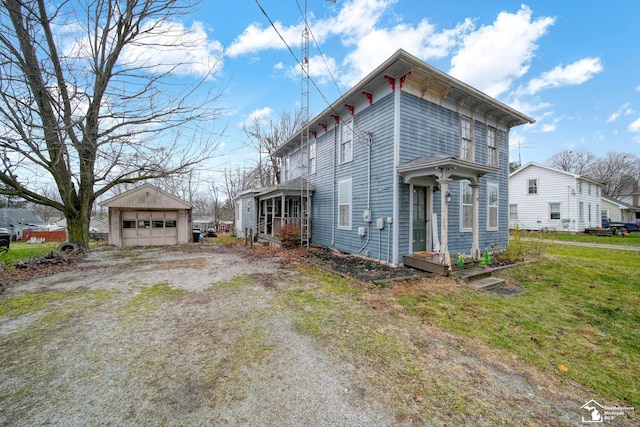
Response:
66,211,90,247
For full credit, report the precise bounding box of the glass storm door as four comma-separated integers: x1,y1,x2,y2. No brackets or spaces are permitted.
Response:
412,186,427,252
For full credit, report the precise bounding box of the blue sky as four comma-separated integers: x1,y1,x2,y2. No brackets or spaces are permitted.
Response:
168,0,640,173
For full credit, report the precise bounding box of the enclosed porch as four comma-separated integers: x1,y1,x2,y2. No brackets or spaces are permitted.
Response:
255,178,314,246
398,156,498,275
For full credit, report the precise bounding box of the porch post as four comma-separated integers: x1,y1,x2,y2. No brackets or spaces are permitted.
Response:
437,177,452,269
270,199,275,237
281,195,286,227
471,182,481,261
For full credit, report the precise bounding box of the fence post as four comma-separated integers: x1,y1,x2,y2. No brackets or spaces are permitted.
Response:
249,229,253,247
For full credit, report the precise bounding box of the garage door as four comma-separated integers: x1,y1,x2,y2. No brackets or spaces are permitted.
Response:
121,211,178,246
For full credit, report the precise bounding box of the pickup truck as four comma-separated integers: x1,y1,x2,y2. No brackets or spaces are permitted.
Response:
585,219,640,236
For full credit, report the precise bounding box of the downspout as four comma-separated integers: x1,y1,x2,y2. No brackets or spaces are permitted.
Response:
359,133,372,253
332,125,337,246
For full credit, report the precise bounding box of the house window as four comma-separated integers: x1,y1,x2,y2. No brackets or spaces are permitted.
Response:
284,155,290,181
578,182,583,194
549,203,561,220
152,220,164,228
165,220,176,228
528,179,538,194
460,117,473,161
487,183,498,230
579,201,584,221
601,209,609,223
123,220,136,229
509,204,517,220
309,140,316,174
596,187,600,197
461,180,473,231
588,203,592,222
588,184,591,195
137,219,150,228
338,178,352,229
340,118,353,163
487,126,497,167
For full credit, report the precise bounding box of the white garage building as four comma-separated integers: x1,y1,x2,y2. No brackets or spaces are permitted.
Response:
101,184,193,247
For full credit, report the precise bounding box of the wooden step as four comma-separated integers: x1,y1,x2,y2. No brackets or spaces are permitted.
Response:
454,267,492,282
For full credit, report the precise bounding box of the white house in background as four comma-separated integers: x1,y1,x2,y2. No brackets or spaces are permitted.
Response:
508,162,602,232
601,196,639,224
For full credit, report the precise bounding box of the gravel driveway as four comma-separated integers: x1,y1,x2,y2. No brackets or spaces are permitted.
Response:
1,244,637,426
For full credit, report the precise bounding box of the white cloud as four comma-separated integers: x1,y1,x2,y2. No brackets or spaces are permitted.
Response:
119,21,224,78
629,117,640,133
449,5,555,97
520,57,603,95
247,107,274,122
282,55,339,84
605,103,634,123
226,21,304,57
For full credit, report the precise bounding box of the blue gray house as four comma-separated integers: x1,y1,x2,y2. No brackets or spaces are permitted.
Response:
248,50,533,273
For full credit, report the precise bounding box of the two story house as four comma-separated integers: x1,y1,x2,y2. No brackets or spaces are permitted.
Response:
508,162,602,232
250,49,533,273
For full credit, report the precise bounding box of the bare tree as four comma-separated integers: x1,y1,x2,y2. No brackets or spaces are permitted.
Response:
546,149,595,175
242,109,304,186
0,0,224,246
586,152,639,199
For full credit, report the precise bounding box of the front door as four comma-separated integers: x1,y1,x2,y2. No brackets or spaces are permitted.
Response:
412,186,427,252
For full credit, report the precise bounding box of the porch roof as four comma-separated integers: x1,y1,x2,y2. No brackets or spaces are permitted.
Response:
398,155,498,184
256,177,315,201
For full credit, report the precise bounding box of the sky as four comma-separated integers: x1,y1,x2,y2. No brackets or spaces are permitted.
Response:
151,0,640,174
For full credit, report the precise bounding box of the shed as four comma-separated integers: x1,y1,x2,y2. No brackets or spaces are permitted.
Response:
101,184,192,247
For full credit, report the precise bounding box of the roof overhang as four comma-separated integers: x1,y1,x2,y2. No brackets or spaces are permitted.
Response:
274,49,535,158
256,178,316,201
398,156,498,185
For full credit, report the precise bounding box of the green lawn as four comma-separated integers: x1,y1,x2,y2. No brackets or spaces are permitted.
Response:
396,242,640,408
0,241,60,267
522,230,640,246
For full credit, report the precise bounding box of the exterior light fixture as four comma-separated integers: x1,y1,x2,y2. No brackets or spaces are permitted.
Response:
445,192,452,203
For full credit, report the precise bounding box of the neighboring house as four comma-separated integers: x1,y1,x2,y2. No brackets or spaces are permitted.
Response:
233,189,260,239
0,208,48,240
601,196,639,225
56,217,109,233
508,162,602,232
244,49,533,273
101,183,192,247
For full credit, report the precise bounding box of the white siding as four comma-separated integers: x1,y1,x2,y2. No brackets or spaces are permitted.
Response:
509,164,601,232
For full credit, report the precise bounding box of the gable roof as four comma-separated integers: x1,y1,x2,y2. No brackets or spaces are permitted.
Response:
602,195,640,211
0,208,47,228
275,49,535,157
100,183,191,209
509,162,602,186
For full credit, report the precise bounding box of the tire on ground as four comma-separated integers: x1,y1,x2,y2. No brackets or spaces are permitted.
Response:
57,242,82,253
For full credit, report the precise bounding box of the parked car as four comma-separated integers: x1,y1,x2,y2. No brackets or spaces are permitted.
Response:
205,228,217,237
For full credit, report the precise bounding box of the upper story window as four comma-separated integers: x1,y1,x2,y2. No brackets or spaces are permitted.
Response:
528,179,538,195
340,118,353,164
283,155,290,182
460,116,473,161
309,140,316,175
461,180,473,231
487,126,497,167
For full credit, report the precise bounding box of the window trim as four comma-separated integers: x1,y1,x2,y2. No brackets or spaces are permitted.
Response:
549,202,561,220
579,201,585,221
460,116,474,161
340,118,353,164
486,126,498,167
338,178,352,230
509,204,517,221
528,179,538,195
487,183,499,231
309,139,316,175
460,180,473,232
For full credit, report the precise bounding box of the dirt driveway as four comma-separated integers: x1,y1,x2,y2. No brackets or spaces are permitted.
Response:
0,244,635,426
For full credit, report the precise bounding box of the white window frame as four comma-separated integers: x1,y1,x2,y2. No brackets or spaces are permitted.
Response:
579,201,584,221
528,179,538,195
460,180,473,231
509,204,517,220
338,178,352,229
460,116,474,161
601,209,609,222
487,183,499,231
340,118,353,164
487,126,498,167
309,140,316,175
549,202,561,220
284,155,290,182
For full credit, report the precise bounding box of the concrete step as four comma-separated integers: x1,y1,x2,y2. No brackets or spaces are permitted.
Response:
467,276,505,290
454,267,492,282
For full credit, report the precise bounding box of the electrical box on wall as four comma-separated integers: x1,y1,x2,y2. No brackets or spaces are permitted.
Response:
386,217,393,224
362,209,371,222
376,217,384,230
358,227,366,237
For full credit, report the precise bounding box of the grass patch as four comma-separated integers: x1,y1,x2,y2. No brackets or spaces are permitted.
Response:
0,242,60,267
398,243,640,407
120,282,186,314
523,230,640,247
